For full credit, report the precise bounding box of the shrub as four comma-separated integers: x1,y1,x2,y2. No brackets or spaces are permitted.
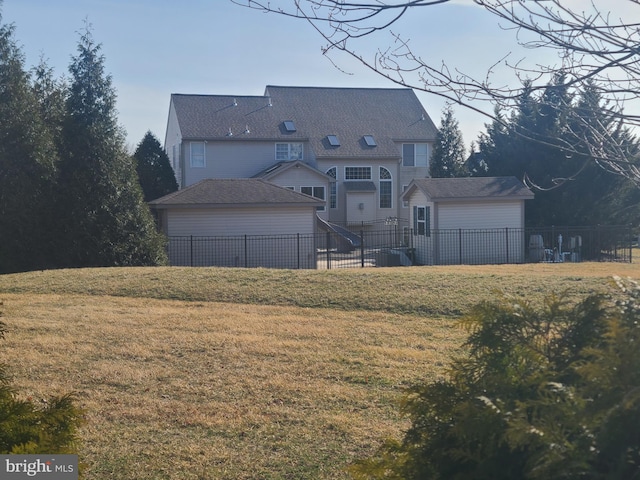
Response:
351,278,640,479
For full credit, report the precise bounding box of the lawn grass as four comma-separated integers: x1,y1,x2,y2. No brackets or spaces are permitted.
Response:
0,262,637,479
1,261,638,316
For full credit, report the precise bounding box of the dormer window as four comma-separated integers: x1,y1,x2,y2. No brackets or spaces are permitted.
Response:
327,135,340,147
283,120,296,132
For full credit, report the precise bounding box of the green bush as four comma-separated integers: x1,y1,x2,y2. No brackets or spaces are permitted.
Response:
351,277,640,479
0,306,83,454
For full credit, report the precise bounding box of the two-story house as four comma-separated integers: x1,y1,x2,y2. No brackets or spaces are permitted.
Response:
164,85,438,231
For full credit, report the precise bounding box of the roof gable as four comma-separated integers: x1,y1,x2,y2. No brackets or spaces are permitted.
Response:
252,160,332,182
403,177,534,202
149,179,324,208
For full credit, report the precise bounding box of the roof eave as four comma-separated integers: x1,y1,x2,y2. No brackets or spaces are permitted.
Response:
179,136,310,142
150,201,324,210
430,194,535,202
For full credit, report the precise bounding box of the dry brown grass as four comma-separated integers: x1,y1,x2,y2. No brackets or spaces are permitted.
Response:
1,293,460,479
1,261,638,317
0,261,637,479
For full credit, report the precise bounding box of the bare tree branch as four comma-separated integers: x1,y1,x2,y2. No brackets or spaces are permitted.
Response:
232,0,640,186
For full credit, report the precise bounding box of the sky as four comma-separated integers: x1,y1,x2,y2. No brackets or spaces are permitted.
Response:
2,1,632,152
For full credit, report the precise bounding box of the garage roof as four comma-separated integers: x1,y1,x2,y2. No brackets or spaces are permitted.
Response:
402,177,534,202
149,179,325,209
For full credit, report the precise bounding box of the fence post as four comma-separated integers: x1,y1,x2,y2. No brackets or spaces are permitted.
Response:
505,227,509,264
190,235,194,267
459,228,463,265
410,227,414,264
630,224,633,264
244,235,248,268
326,230,331,270
360,230,365,268
297,233,300,270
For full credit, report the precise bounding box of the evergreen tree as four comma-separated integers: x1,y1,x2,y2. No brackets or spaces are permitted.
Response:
479,75,639,227
477,106,513,178
32,57,67,150
351,279,640,479
57,25,166,267
465,149,488,177
517,76,579,226
0,14,58,273
134,131,178,202
430,105,467,177
562,81,640,225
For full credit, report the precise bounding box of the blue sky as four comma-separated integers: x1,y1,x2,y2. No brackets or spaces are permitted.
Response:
0,0,598,151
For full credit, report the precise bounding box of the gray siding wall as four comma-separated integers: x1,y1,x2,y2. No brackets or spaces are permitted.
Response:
408,195,527,265
267,169,329,221
436,201,524,230
267,167,326,190
435,201,526,264
166,207,316,237
164,102,183,187
165,207,318,268
184,141,313,187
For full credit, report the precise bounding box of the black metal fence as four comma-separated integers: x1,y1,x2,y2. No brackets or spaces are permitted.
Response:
166,224,633,269
410,225,633,266
523,225,634,264
167,234,318,269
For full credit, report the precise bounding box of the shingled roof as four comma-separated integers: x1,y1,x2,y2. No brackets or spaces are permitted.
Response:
149,179,324,208
403,177,534,202
169,85,437,159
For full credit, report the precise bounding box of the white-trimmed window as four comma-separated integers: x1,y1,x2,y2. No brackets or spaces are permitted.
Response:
276,143,303,161
190,141,205,168
326,167,337,209
301,186,326,211
402,143,428,167
345,166,371,180
413,206,431,236
402,184,409,208
379,167,392,209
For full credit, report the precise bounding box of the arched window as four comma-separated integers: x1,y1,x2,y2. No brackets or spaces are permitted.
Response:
379,167,392,208
326,167,337,209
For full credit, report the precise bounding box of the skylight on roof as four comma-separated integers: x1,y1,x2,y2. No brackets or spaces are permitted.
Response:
327,135,340,147
363,135,377,147
283,120,296,132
